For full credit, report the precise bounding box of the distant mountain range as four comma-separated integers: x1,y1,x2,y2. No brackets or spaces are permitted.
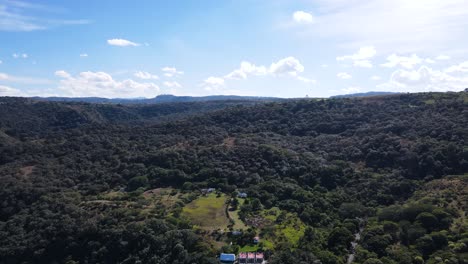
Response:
25,91,401,104
31,94,284,104
330,91,400,98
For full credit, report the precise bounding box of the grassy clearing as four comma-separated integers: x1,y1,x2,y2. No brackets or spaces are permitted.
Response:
279,221,306,245
86,188,183,219
182,193,230,230
257,208,306,247
239,244,260,252
229,198,247,230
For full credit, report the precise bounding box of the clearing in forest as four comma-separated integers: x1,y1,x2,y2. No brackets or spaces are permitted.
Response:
183,193,230,230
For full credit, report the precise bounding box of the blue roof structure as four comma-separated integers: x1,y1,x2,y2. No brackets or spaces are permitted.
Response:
220,253,236,263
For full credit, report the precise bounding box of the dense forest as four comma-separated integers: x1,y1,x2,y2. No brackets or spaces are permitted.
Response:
0,92,467,264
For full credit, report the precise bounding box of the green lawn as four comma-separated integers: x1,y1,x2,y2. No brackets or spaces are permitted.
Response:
182,193,230,230
239,244,260,252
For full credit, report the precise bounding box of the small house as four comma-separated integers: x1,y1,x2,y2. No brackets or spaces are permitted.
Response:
238,252,247,263
232,230,243,236
201,188,216,195
255,252,264,263
247,253,256,263
238,192,248,198
219,253,236,264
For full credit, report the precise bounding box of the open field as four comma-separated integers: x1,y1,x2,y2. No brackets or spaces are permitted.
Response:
229,198,247,230
183,193,230,230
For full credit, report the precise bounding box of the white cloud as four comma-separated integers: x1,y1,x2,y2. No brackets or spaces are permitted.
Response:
353,60,373,68
0,85,22,96
163,81,182,88
269,57,304,76
0,60,2,64
370,75,381,81
293,11,314,24
80,53,88,57
337,72,352,79
341,86,361,94
436,55,451,60
134,71,159,80
378,65,468,92
12,53,28,59
425,58,436,64
55,71,159,98
308,0,468,53
162,67,184,77
337,46,376,61
225,61,268,80
337,46,376,68
445,61,468,73
0,73,54,85
0,1,91,32
55,70,71,79
203,57,310,92
297,76,316,83
381,54,423,69
204,76,225,86
203,76,225,91
0,73,8,80
107,38,140,47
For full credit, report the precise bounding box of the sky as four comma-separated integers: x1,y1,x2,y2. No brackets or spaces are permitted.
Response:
1,0,468,98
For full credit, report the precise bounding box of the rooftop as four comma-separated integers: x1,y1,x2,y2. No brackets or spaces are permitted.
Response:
220,253,236,262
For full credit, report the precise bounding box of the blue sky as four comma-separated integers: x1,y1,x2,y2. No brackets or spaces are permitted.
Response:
1,0,468,98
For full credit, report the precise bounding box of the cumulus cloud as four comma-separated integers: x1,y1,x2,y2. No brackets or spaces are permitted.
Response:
80,53,88,57
270,57,305,76
337,46,376,68
436,55,451,60
55,70,71,79
378,65,468,92
445,61,468,73
163,81,182,88
0,85,22,96
134,71,159,80
293,11,314,24
55,70,159,98
204,57,312,91
162,67,184,77
370,75,381,81
107,38,140,47
225,61,267,80
0,73,8,80
203,77,225,91
337,72,352,79
381,54,423,69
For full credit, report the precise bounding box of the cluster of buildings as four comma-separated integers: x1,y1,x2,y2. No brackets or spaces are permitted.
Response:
239,252,264,263
219,252,265,264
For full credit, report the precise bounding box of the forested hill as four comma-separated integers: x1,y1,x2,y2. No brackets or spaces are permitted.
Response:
0,97,267,136
0,92,467,264
31,94,284,104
